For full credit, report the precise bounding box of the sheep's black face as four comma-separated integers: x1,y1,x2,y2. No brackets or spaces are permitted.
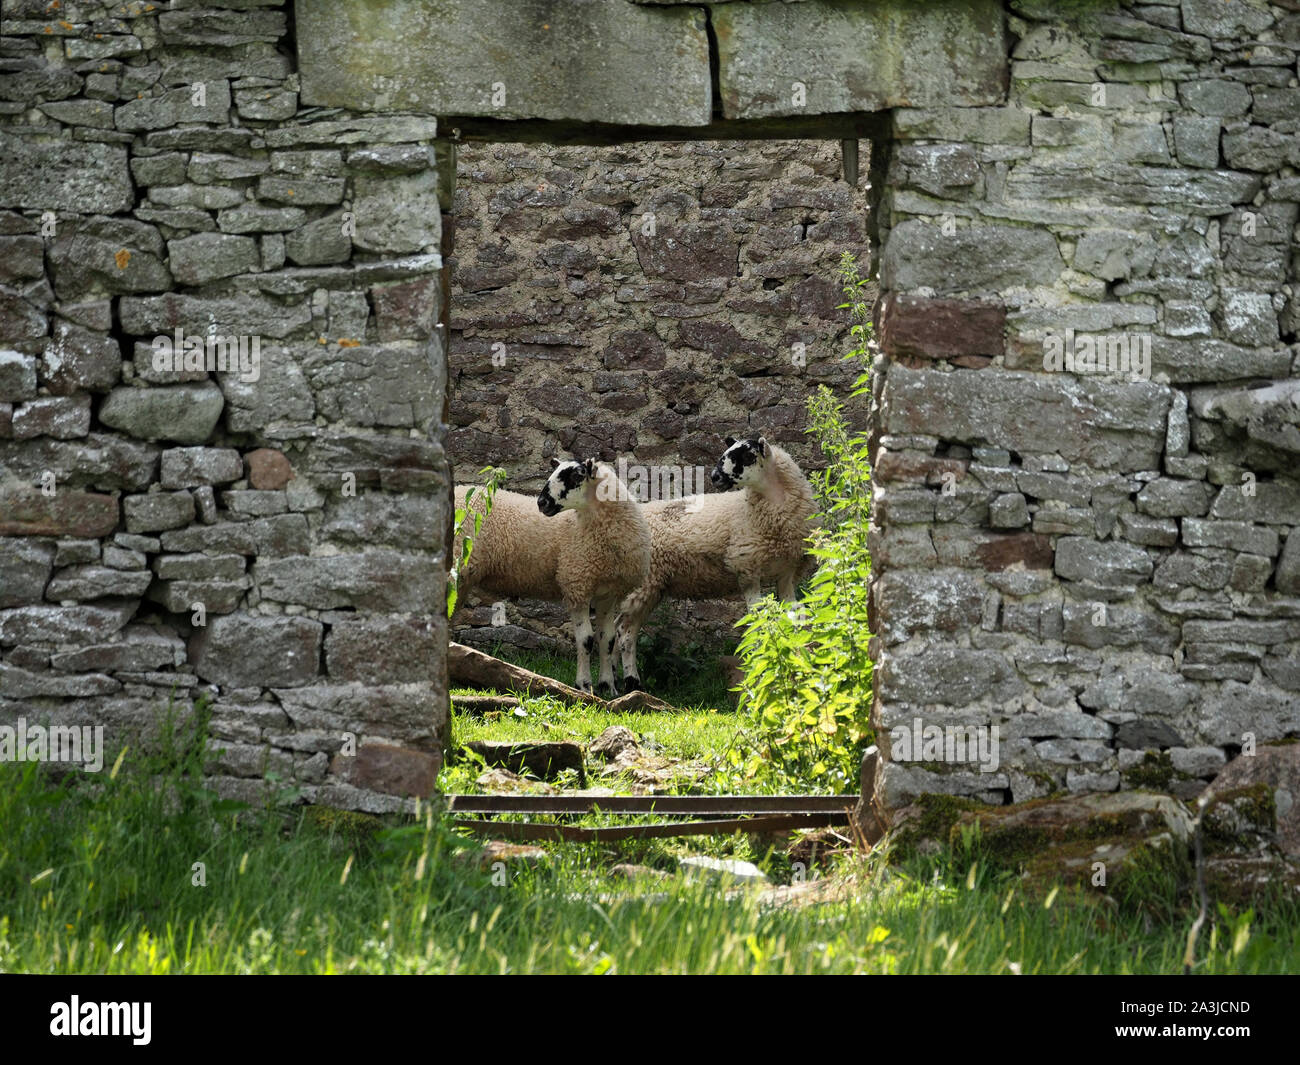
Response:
538,458,592,516
711,436,767,490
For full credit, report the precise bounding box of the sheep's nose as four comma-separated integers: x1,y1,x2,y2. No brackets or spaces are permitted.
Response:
710,470,724,486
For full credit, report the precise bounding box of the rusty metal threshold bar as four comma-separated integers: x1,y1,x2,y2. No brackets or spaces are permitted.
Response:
445,794,857,816
444,794,857,841
451,813,848,843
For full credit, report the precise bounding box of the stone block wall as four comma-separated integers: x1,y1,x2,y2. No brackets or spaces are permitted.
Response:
447,138,871,654
0,1,451,811
5,0,1299,816
870,0,1300,808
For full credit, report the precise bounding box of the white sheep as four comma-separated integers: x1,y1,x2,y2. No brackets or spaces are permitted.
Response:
453,458,651,697
616,437,817,692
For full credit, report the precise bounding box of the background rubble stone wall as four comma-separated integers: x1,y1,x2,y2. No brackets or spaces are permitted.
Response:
0,1,452,812
447,139,871,654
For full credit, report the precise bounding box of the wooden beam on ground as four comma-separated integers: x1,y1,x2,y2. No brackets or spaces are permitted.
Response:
451,812,849,843
448,642,603,705
445,794,858,815
447,643,681,712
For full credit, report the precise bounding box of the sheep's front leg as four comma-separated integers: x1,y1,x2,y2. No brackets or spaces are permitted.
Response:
569,604,595,693
741,580,763,609
777,572,797,602
593,599,620,700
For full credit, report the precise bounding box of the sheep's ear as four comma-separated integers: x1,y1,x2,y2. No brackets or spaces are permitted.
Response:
724,436,736,447
753,437,768,456
583,457,596,477
549,457,560,470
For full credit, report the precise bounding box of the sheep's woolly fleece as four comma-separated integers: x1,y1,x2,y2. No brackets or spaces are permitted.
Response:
452,468,650,610
617,439,817,689
453,461,650,695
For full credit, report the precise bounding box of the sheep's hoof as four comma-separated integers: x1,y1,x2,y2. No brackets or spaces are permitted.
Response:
596,681,616,700
620,676,644,694
577,680,593,694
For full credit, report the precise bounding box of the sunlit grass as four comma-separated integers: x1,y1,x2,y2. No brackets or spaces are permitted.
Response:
3,726,1297,975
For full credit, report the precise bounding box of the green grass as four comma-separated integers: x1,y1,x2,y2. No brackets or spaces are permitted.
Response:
3,708,1298,974
447,690,736,782
3,751,1298,974
447,642,763,800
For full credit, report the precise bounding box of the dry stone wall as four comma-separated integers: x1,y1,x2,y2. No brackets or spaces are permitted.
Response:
870,0,1300,809
447,138,871,653
0,1,452,812
2,0,1298,817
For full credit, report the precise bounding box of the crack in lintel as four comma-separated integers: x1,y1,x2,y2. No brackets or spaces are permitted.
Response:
701,5,725,123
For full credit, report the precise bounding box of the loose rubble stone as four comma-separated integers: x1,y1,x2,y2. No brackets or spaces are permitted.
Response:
588,726,641,762
678,856,769,885
462,741,584,783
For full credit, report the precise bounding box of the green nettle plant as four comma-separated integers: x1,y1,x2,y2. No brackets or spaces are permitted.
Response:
446,466,507,618
728,252,876,792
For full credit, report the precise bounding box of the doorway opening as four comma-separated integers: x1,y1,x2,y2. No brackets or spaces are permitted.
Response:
443,132,879,811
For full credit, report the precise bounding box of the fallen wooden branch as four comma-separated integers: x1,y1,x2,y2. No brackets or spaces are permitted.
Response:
447,642,681,712
448,642,604,705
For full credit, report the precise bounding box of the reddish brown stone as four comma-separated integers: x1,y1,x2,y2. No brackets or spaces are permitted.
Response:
245,447,294,490
631,223,739,282
879,293,1006,361
0,488,119,537
603,329,666,371
330,743,440,799
974,533,1054,572
678,320,767,359
371,276,440,342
